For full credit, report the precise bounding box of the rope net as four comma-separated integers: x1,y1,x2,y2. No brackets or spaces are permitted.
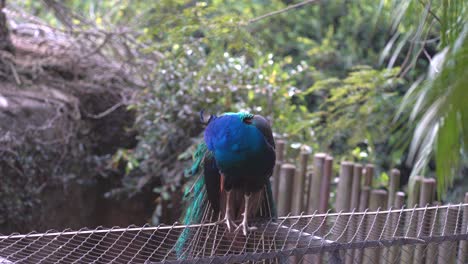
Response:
1,203,467,263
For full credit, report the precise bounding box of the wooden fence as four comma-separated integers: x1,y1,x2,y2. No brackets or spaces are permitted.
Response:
270,140,468,264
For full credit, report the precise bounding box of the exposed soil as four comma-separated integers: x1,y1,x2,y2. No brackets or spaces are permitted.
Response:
0,14,157,234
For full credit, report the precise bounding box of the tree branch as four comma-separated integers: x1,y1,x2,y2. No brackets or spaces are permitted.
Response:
41,0,74,29
248,0,320,24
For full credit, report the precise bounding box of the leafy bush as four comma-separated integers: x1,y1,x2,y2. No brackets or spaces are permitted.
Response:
303,66,403,165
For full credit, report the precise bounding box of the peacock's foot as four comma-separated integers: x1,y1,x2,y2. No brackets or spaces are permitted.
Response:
217,190,237,232
217,214,238,232
235,213,257,236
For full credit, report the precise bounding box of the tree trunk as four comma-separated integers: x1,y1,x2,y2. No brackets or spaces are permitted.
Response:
0,0,14,54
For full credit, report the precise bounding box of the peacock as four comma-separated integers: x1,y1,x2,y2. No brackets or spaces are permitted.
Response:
175,111,277,258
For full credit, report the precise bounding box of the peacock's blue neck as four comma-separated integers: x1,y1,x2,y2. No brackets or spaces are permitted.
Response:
204,114,269,172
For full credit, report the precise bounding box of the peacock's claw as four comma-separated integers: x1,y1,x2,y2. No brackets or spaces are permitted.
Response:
217,214,237,232
217,190,237,232
235,193,257,236
235,214,257,236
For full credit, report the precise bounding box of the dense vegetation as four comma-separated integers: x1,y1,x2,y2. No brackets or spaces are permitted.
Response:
8,0,468,225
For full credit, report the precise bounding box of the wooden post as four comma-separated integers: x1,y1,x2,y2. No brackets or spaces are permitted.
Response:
423,180,438,264
363,190,388,264
335,161,354,212
307,153,326,213
358,187,371,212
292,151,309,214
275,140,286,162
355,162,374,264
408,176,423,208
332,161,354,246
344,164,362,264
400,176,423,264
413,178,435,264
272,163,282,203
457,193,468,264
354,186,371,263
302,154,326,264
350,164,363,211
307,155,330,264
387,169,401,209
364,164,374,187
388,192,405,263
318,156,333,213
291,152,307,264
425,201,441,264
272,140,285,202
277,164,295,216
438,206,459,263
382,170,401,263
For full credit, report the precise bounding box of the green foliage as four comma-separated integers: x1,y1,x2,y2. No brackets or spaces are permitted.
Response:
376,172,390,189
129,43,312,184
14,0,467,216
15,0,413,187
402,26,468,196
303,66,403,166
389,0,468,197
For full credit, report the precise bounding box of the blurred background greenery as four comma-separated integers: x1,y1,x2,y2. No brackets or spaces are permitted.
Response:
3,0,467,228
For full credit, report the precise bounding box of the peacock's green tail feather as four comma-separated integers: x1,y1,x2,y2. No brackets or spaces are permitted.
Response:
175,142,210,258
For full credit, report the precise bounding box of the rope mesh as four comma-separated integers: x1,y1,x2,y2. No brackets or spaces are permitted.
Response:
1,204,467,263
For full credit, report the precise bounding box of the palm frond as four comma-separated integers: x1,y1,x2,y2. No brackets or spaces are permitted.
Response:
403,23,468,197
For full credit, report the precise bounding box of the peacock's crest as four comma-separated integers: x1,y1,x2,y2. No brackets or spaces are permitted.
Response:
222,111,254,121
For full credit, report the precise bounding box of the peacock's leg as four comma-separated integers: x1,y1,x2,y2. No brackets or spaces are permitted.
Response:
235,193,258,236
217,190,236,232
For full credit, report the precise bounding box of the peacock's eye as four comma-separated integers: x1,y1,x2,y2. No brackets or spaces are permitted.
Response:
243,117,253,124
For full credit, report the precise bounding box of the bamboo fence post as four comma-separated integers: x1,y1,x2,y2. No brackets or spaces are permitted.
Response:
354,186,371,263
400,176,423,264
307,153,326,213
272,140,285,202
457,193,468,264
438,206,459,263
318,156,333,213
388,192,405,263
413,178,435,264
277,164,295,216
344,164,362,264
363,189,388,264
387,169,401,210
292,151,309,214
